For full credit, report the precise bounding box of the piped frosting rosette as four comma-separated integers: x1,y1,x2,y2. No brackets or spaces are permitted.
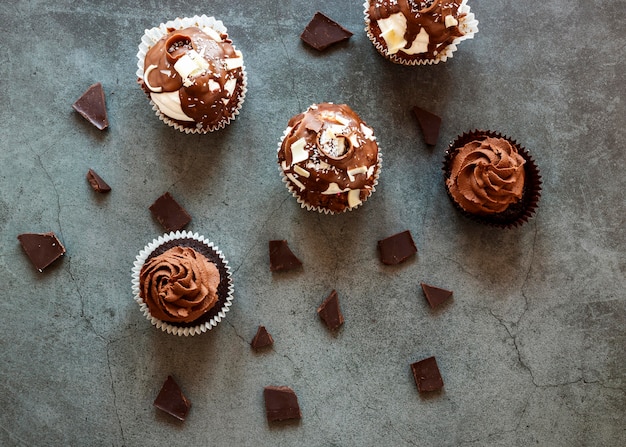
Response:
137,15,247,133
364,0,478,65
443,130,542,228
277,103,382,214
132,230,234,336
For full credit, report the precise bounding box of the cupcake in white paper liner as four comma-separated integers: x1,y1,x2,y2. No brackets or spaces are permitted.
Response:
364,0,478,65
131,230,234,336
277,103,382,214
137,15,247,134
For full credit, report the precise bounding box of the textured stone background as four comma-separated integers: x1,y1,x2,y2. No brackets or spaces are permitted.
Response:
1,1,624,446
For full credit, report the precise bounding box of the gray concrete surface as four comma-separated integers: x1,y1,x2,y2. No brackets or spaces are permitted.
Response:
1,1,624,446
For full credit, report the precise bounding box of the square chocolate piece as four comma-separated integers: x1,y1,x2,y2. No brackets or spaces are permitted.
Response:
378,230,417,265
300,11,353,51
153,376,191,421
263,386,302,422
420,283,453,308
317,290,344,331
17,232,66,272
251,325,274,350
412,106,441,146
269,240,302,271
149,192,191,232
410,356,444,393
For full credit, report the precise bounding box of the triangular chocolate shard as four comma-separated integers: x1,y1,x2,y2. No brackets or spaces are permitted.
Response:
73,82,109,130
420,282,453,308
263,386,302,422
251,325,274,350
17,232,66,272
317,290,344,330
412,106,441,146
153,376,191,421
300,11,353,51
269,240,302,272
86,169,111,193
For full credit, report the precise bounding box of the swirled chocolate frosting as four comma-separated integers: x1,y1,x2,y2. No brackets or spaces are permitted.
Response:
278,103,380,213
139,26,245,131
446,137,526,215
140,246,220,323
367,0,465,60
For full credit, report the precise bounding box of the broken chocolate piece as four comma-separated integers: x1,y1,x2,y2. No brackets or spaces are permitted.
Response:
378,230,417,265
17,232,66,272
269,240,302,272
149,192,191,232
86,169,111,193
317,290,344,331
72,82,109,130
410,356,444,393
251,325,274,350
420,283,453,308
153,375,191,421
412,106,441,146
300,11,353,51
263,386,301,422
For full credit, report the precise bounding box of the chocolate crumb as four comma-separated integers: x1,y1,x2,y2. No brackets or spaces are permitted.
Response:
269,240,302,271
251,325,274,350
317,290,344,331
412,106,441,146
149,192,191,232
420,283,453,308
300,11,353,51
17,232,66,272
153,375,191,421
264,386,302,422
86,169,111,193
377,230,417,265
410,356,444,393
72,82,109,130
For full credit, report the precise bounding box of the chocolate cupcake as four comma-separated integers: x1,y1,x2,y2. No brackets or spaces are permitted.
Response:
277,103,382,214
364,0,478,65
137,15,247,134
131,231,234,336
443,130,541,228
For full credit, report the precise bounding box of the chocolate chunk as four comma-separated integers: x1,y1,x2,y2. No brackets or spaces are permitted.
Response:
412,106,441,146
86,169,111,193
17,232,65,272
72,82,109,130
269,240,302,271
377,230,417,265
420,283,453,308
149,192,191,232
263,386,302,422
317,290,344,331
251,325,274,350
300,11,353,51
410,356,444,393
153,376,191,421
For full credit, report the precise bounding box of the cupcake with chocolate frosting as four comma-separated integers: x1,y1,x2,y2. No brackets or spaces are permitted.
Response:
443,130,541,228
277,103,382,214
364,0,478,65
137,15,247,133
132,230,234,336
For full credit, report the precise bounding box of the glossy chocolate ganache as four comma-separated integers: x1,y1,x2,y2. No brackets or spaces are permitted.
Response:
367,0,466,61
139,26,245,131
278,103,380,213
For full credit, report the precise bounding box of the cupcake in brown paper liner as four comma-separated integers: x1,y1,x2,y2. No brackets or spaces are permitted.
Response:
137,15,247,134
131,230,234,336
443,130,542,228
277,103,382,214
364,0,478,65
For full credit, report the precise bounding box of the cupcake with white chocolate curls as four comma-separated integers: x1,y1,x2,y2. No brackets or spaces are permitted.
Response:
137,15,247,133
364,0,478,65
132,231,234,336
277,103,381,214
443,130,542,228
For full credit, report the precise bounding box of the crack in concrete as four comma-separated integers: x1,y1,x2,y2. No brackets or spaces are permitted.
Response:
106,343,126,446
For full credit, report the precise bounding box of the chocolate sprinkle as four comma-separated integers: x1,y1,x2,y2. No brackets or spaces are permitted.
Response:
420,283,453,308
17,232,65,272
153,376,191,421
251,325,274,350
149,192,191,232
377,230,417,265
300,12,353,51
317,290,344,331
86,169,111,193
412,106,441,146
269,240,302,271
410,356,444,393
263,386,302,422
72,82,109,130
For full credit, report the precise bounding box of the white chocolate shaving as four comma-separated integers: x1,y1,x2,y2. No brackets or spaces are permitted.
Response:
293,165,310,178
290,138,309,164
445,15,459,28
349,133,360,148
347,166,368,182
322,183,349,195
347,189,362,208
150,91,194,121
223,57,244,71
143,64,163,93
377,13,408,54
202,26,223,42
224,78,237,96
174,54,199,79
208,79,220,92
286,173,306,191
405,28,430,54
360,123,374,139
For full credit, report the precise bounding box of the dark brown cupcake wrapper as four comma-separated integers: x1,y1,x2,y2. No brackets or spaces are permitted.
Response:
443,130,542,229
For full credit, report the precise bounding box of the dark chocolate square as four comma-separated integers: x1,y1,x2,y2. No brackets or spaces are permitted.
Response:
149,192,191,232
317,290,344,331
300,12,353,51
412,106,441,146
411,356,444,393
377,230,417,265
269,240,302,271
263,386,302,422
17,232,66,272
